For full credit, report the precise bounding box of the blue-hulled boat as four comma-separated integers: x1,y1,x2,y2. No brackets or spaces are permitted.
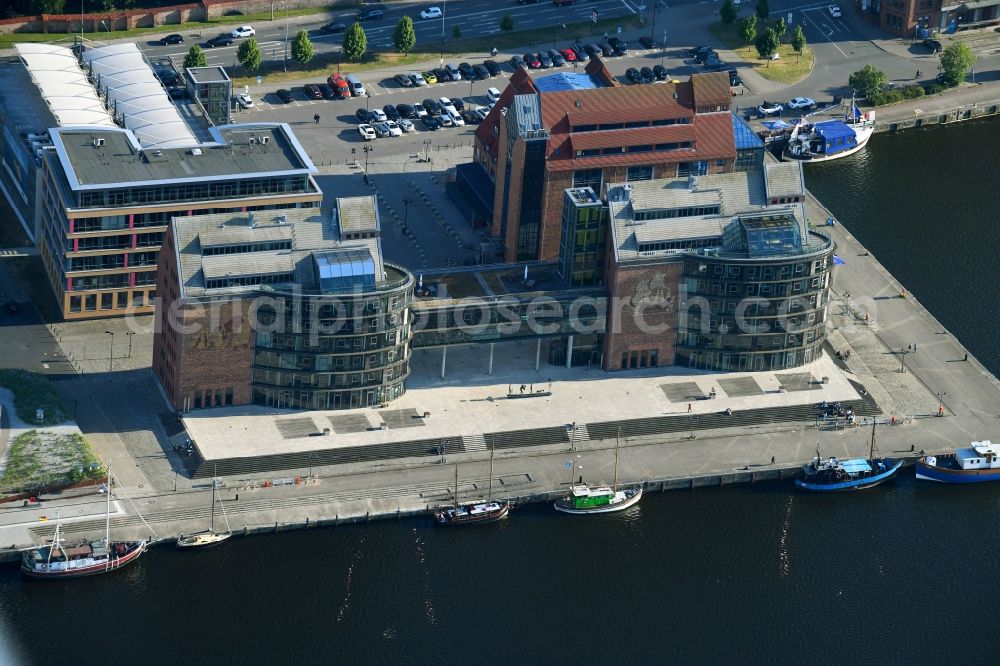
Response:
783,104,876,163
916,441,1000,483
795,421,903,492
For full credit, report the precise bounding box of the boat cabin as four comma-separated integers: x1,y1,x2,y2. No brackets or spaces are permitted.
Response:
806,121,858,156
566,485,615,508
955,441,1000,470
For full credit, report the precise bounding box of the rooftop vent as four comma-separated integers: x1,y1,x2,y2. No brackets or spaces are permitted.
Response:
249,137,256,146
277,215,287,225
92,138,104,148
189,148,203,156
260,136,270,145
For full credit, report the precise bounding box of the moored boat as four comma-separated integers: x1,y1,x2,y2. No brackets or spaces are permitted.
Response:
177,477,232,549
21,462,149,579
783,105,875,163
434,440,512,526
795,420,902,492
554,429,643,515
916,441,1000,483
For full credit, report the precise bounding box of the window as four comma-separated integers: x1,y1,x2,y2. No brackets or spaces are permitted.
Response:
626,165,653,182
572,168,603,190
69,296,82,313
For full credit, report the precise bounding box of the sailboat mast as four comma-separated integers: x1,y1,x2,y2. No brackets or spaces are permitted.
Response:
211,464,217,532
487,436,495,502
869,418,877,460
613,428,621,491
454,464,459,504
105,461,112,569
47,510,60,566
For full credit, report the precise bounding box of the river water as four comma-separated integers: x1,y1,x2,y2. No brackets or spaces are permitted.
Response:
1,119,998,665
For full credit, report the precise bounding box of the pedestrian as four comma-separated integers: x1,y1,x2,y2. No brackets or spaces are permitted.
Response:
771,456,775,465
314,113,320,124
907,343,912,351
725,407,732,416
910,445,914,452
688,403,692,413
913,342,917,352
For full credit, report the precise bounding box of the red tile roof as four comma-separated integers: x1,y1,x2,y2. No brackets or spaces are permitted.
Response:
540,83,694,130
567,125,696,152
690,72,732,110
473,66,539,155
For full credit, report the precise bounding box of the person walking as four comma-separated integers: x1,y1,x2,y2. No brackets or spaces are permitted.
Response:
688,403,692,413
314,113,320,124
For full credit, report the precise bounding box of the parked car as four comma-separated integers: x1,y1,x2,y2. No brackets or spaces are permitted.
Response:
205,34,233,48
537,52,553,68
458,62,476,79
695,50,718,64
729,71,743,87
231,25,255,38
653,64,669,81
473,63,490,79
236,93,254,109
381,121,403,137
359,9,384,21
420,7,443,19
547,50,566,67
483,60,502,76
461,109,480,124
704,60,729,71
422,98,443,115
396,103,417,118
447,109,464,126
317,84,337,99
757,101,784,117
398,118,415,132
413,102,428,118
625,68,641,84
383,104,400,121
275,88,293,103
320,22,346,34
510,54,525,69
597,42,615,58
687,45,713,57
519,0,540,3
422,115,441,130
371,122,391,138
787,97,816,110
434,67,452,83
422,70,438,84
409,72,428,87
438,113,454,128
167,87,187,100
327,73,350,98
640,67,655,84
160,34,184,46
451,97,465,111
446,63,463,80
438,96,457,115
303,84,323,100
356,108,372,123
522,53,542,69
583,44,603,59
370,108,387,122
358,124,377,140
394,73,413,87
828,5,842,18
559,48,577,62
638,36,657,49
924,38,942,53
608,37,628,56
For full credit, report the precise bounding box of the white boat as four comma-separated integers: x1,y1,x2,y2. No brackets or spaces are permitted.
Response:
783,104,876,163
434,441,511,526
21,462,149,579
554,430,643,515
177,478,232,549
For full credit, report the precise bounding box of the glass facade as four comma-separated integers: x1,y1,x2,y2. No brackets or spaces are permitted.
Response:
674,232,834,372
558,188,607,287
250,264,414,410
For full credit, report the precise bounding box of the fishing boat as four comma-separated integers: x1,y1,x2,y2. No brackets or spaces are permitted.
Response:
434,442,511,526
916,441,1000,483
795,420,903,492
554,430,643,514
177,478,232,549
783,103,876,163
21,463,148,579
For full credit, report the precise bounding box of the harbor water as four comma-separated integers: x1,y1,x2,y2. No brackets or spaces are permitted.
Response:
1,119,999,664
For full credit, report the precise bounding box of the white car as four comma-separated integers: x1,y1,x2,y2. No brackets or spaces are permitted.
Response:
231,25,255,38
447,109,465,126
383,120,403,136
757,101,784,116
438,113,454,127
370,108,388,122
398,118,415,132
438,96,457,114
787,97,815,110
413,103,428,118
358,123,377,140
828,5,842,17
420,7,443,20
408,72,427,87
236,93,254,109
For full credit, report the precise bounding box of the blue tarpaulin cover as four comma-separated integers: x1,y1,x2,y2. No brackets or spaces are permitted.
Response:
842,459,873,474
762,119,793,130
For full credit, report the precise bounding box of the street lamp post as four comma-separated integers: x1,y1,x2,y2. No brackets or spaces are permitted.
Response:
402,198,413,230
363,144,373,174
899,348,909,373
440,1,446,67
936,391,947,416
126,329,135,358
280,0,288,72
104,330,114,374
422,139,432,163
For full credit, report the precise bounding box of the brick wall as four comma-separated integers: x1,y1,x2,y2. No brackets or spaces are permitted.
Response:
603,260,684,371
177,297,254,409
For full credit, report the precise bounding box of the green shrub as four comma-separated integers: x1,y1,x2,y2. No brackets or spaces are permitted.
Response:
0,369,69,425
924,83,947,95
902,84,925,99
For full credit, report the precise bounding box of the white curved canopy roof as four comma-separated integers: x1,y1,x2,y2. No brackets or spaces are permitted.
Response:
15,43,116,129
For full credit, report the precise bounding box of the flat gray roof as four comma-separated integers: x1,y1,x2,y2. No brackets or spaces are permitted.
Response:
187,66,229,84
0,64,60,136
49,123,316,190
336,195,380,234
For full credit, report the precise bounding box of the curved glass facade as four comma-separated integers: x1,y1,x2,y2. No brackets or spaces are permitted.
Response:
674,233,834,372
250,264,414,410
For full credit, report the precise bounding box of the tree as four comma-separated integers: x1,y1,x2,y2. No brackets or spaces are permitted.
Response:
849,64,887,99
790,25,806,60
755,0,769,20
754,27,779,59
939,42,976,86
183,44,207,69
291,29,314,67
343,22,368,63
774,17,787,41
31,0,67,13
499,14,514,32
237,37,262,72
452,24,461,39
720,0,737,25
99,0,114,10
739,15,758,53
393,16,416,53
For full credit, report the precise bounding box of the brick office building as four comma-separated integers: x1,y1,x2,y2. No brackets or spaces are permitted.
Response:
472,61,736,264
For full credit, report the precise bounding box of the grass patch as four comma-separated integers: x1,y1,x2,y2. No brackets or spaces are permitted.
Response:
0,369,69,425
708,22,812,85
231,15,643,86
0,8,331,50
0,430,103,493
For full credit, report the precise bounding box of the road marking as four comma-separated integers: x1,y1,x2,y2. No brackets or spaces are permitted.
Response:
801,10,848,58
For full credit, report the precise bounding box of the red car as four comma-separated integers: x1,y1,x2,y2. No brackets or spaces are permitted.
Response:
303,84,323,100
559,48,577,62
522,52,542,69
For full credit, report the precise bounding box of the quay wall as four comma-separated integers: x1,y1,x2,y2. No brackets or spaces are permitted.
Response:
874,100,1000,133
